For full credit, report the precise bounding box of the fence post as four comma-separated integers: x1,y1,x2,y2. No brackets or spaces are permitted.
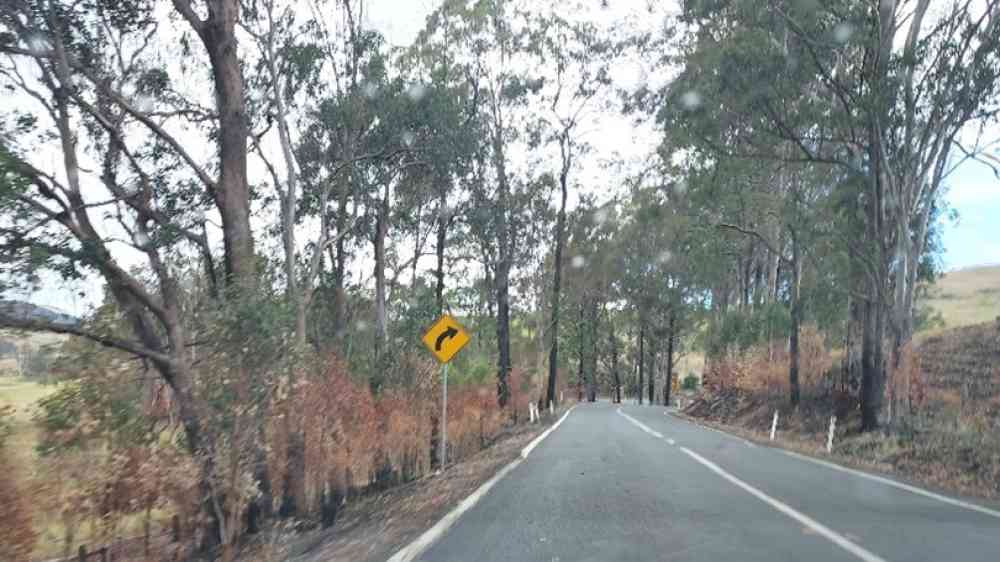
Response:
172,514,181,542
770,410,779,441
827,416,837,453
78,545,87,562
548,401,553,416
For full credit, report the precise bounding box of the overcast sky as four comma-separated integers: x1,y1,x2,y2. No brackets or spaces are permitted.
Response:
9,0,1000,316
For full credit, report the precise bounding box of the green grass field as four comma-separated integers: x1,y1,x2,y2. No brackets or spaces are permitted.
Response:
920,264,1000,334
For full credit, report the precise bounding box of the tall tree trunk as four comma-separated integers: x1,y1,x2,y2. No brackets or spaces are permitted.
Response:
664,308,675,407
577,302,585,401
610,328,620,404
374,184,389,362
332,159,351,343
588,297,598,402
492,134,512,408
435,197,448,314
647,340,655,405
860,294,885,431
638,322,644,405
789,231,802,407
186,0,255,285
546,155,569,406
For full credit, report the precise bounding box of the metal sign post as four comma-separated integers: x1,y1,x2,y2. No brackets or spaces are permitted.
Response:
421,314,469,470
441,362,449,466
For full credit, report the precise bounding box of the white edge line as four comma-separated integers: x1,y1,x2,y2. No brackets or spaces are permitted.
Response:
617,408,665,440
679,446,888,562
780,449,1000,520
521,404,576,459
387,405,576,562
386,458,522,562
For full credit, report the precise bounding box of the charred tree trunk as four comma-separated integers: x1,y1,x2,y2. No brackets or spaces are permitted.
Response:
610,328,621,403
492,136,512,408
638,322,645,405
373,184,389,365
577,302,585,401
588,297,598,402
664,308,675,407
789,231,802,407
546,157,569,407
647,341,655,405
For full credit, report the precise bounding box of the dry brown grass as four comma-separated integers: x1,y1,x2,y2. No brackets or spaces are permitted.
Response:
686,324,1000,500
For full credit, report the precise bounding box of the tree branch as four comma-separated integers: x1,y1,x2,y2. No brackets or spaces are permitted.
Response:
0,314,174,365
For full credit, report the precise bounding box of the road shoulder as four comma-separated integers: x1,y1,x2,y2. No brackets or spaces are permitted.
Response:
278,412,567,562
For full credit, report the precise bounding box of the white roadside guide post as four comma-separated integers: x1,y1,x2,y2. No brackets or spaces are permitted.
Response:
770,410,779,441
420,314,471,470
827,415,837,453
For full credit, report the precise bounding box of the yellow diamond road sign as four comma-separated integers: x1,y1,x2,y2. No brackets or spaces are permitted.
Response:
421,314,470,363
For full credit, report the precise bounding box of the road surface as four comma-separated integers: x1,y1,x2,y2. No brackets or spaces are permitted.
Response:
416,401,1000,562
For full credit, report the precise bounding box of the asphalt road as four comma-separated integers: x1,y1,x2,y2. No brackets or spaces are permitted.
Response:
416,401,1000,562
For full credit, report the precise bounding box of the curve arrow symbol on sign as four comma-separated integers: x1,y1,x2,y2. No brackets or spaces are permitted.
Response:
435,326,459,351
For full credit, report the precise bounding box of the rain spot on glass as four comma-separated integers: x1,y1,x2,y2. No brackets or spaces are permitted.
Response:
135,94,155,113
680,90,702,111
406,82,428,102
25,33,51,56
673,179,688,196
657,249,672,264
355,319,369,332
132,231,150,248
194,208,206,223
401,130,415,147
594,208,609,225
571,255,587,269
362,81,378,99
833,23,854,44
438,203,453,220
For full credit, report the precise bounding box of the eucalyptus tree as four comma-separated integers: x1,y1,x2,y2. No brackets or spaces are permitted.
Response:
416,0,548,406
527,12,621,407
651,0,1000,428
0,0,267,548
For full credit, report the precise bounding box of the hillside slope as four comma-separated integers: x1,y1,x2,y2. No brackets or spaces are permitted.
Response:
920,265,1000,332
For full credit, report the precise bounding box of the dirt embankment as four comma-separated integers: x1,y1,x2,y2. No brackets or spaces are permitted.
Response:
683,322,1000,501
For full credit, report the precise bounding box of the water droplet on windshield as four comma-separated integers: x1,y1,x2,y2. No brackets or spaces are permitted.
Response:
571,255,586,269
833,23,853,44
673,179,688,196
135,95,155,113
406,82,428,102
362,81,378,99
25,33,51,56
657,249,672,264
680,90,702,110
133,231,150,248
401,131,415,147
594,208,609,225
356,320,369,332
